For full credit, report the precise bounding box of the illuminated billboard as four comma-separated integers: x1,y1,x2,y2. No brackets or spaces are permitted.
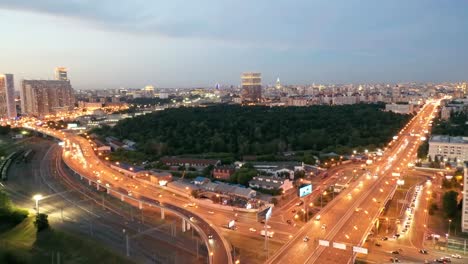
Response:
298,184,312,198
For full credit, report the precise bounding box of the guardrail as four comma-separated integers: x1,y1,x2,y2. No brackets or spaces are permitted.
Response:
62,151,214,263
24,125,233,264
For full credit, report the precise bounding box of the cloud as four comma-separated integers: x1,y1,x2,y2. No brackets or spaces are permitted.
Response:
1,0,467,55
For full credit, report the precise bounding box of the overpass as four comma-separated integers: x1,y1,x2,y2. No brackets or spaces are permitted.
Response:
22,124,233,264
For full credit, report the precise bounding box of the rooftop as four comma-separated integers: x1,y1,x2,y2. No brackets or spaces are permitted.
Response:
430,135,468,144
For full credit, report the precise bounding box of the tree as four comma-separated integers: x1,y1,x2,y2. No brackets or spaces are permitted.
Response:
230,167,257,186
442,191,458,218
34,213,49,232
191,190,200,198
271,197,278,205
203,165,214,177
294,170,306,179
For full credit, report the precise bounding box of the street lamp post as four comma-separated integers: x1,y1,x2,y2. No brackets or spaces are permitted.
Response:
386,217,389,234
447,219,452,251
33,194,43,214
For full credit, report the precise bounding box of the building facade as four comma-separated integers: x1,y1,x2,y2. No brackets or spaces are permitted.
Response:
462,162,468,233
249,175,293,191
428,135,468,163
21,80,74,116
55,67,68,81
241,72,262,103
385,103,415,114
0,74,17,119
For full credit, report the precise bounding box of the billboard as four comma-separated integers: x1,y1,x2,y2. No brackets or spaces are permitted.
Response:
333,242,346,250
318,240,330,247
298,184,312,198
257,206,273,222
352,246,368,254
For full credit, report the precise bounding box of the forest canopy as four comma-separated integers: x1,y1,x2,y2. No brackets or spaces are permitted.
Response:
92,104,410,160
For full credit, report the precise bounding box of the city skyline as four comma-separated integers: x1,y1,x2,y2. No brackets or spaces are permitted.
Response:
1,1,468,90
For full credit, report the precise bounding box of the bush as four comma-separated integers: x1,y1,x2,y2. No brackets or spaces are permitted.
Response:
1,251,27,264
34,213,49,232
9,209,28,224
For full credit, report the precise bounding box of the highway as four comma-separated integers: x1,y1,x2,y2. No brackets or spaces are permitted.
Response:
1,138,202,263
267,99,441,264
22,123,236,264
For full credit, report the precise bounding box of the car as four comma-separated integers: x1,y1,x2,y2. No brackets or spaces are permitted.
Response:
303,236,310,242
450,254,461,259
321,224,327,229
419,249,428,254
441,257,451,262
249,227,256,232
286,220,292,225
208,234,213,241
390,257,400,263
207,211,214,214
375,242,382,247
391,250,400,254
315,215,321,221
382,237,389,241
189,216,196,222
296,201,304,206
291,209,297,213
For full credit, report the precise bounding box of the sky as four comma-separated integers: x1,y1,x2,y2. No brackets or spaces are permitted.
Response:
1,0,468,89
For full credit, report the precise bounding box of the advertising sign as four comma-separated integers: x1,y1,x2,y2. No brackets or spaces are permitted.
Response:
352,246,368,254
298,184,312,198
318,240,330,247
333,242,346,250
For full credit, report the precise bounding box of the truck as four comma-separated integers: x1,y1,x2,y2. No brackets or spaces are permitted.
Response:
260,230,274,238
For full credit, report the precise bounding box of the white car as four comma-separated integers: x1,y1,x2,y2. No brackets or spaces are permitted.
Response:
249,228,256,232
451,254,461,259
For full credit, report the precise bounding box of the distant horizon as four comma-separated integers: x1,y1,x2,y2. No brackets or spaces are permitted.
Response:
2,1,468,89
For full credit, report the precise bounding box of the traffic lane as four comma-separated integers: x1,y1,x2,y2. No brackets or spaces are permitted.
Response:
268,174,375,263
321,136,430,261
64,146,229,263
164,203,230,264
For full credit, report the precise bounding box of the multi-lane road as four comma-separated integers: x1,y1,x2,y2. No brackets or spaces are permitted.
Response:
267,99,441,264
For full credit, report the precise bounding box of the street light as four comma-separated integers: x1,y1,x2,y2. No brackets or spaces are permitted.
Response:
32,194,43,214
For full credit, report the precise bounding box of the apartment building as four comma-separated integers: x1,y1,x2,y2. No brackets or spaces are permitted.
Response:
0,74,17,119
428,135,468,163
21,80,74,116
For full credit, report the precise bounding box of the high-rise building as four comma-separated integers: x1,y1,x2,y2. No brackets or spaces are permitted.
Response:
21,80,74,116
0,74,17,119
275,77,282,90
55,67,68,81
241,72,262,103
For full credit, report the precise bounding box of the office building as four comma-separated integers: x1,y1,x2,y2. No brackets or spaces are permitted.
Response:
21,80,74,116
241,72,262,103
428,135,468,163
0,74,17,119
55,67,68,81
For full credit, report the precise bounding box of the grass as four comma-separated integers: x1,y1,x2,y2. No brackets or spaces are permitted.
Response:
0,216,133,264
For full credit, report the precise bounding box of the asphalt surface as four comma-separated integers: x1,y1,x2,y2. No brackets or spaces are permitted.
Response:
266,100,441,264
1,137,203,264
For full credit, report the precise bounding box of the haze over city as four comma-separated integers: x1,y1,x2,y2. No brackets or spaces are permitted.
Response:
1,2,468,264
1,0,468,89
